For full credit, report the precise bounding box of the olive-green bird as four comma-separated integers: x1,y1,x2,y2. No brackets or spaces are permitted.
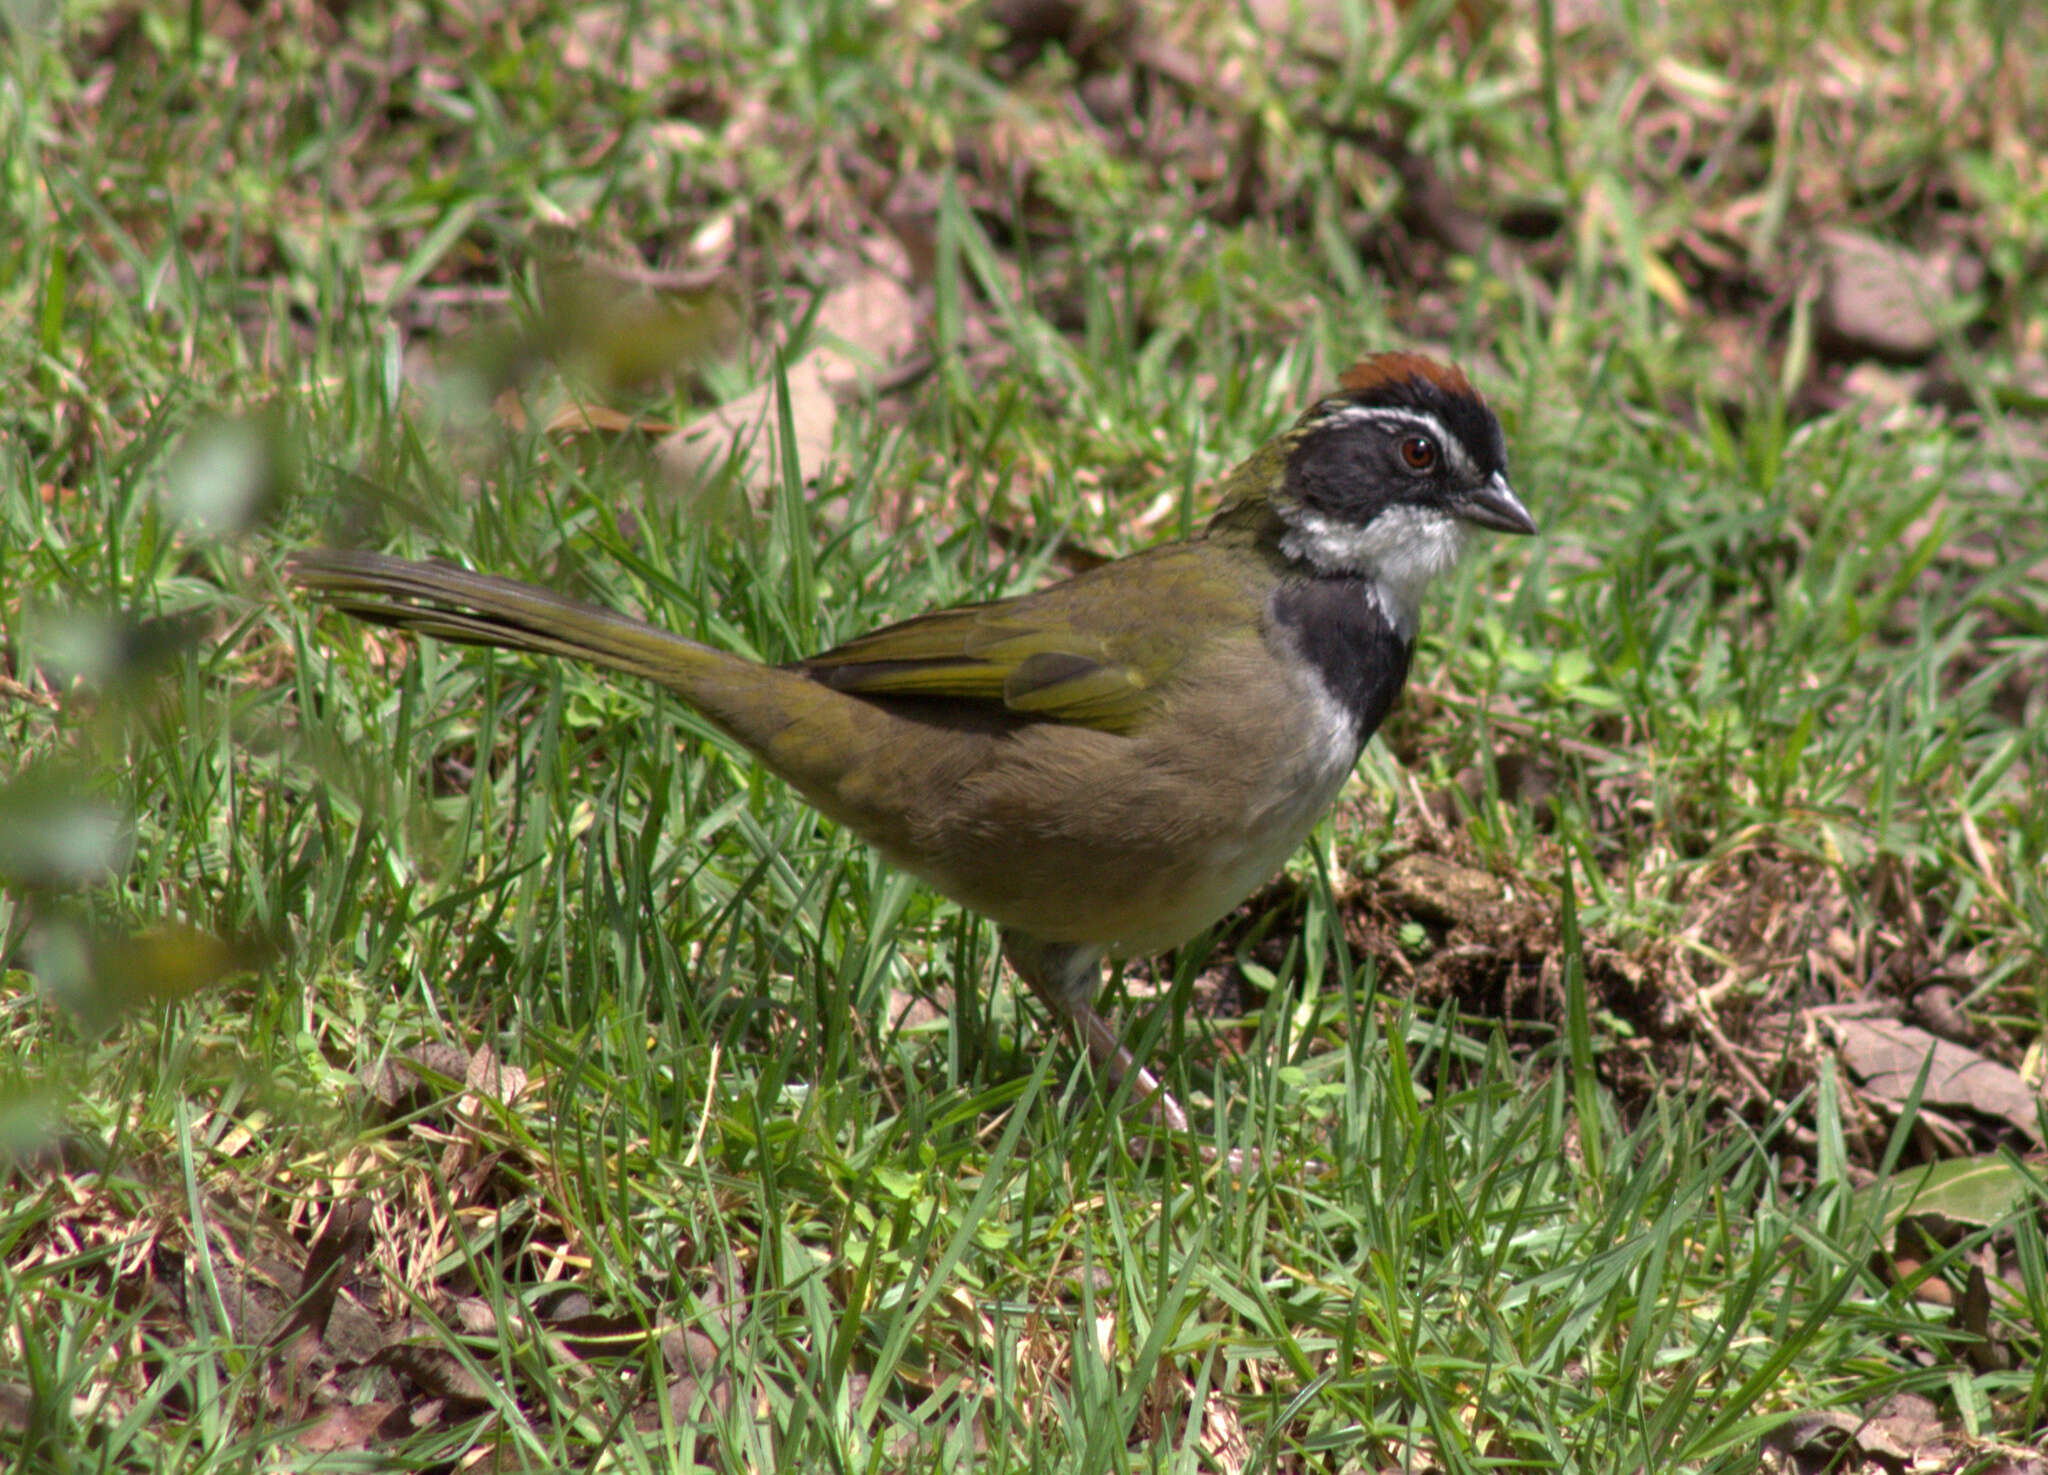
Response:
288,353,1535,1138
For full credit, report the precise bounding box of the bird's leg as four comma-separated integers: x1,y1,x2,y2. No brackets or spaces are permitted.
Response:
999,931,1191,1137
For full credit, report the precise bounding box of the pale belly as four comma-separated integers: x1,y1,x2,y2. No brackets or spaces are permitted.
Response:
872,648,1371,958
1099,751,1357,956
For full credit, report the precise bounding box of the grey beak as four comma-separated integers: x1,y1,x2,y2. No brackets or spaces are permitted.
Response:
1458,471,1538,536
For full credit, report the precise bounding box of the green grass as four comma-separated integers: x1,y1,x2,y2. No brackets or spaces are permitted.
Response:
5,0,2048,1469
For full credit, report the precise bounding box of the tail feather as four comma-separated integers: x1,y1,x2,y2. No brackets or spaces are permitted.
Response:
286,549,967,863
287,550,725,692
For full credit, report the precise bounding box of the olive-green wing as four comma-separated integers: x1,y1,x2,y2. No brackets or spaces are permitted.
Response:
797,544,1245,734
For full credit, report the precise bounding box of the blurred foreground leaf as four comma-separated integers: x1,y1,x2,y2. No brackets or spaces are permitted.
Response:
0,773,132,889
164,408,297,536
534,255,740,392
25,607,211,694
29,918,272,1034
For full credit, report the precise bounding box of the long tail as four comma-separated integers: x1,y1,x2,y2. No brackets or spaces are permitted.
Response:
285,549,963,866
286,549,730,690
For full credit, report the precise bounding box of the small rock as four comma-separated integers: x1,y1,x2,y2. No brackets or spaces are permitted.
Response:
1817,228,1956,362
1379,853,1505,930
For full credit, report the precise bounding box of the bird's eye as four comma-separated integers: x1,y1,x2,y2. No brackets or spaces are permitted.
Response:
1399,434,1439,471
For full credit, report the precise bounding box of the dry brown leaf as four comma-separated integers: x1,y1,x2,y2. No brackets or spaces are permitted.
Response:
655,260,922,501
538,402,676,437
462,1042,529,1109
658,348,837,496
372,1342,495,1404
812,267,921,394
295,1399,409,1452
1824,1015,2045,1144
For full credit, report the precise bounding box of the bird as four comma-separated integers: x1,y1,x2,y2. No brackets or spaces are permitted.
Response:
288,352,1534,1143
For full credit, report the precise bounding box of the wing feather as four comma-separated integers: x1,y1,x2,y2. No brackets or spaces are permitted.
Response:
795,544,1248,733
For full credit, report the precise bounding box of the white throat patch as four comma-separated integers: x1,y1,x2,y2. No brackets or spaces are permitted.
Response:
1279,502,1468,637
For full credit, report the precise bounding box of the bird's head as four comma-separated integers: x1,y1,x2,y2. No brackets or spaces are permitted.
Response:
1217,353,1536,635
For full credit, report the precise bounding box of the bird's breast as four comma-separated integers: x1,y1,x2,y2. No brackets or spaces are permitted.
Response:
1266,574,1415,751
